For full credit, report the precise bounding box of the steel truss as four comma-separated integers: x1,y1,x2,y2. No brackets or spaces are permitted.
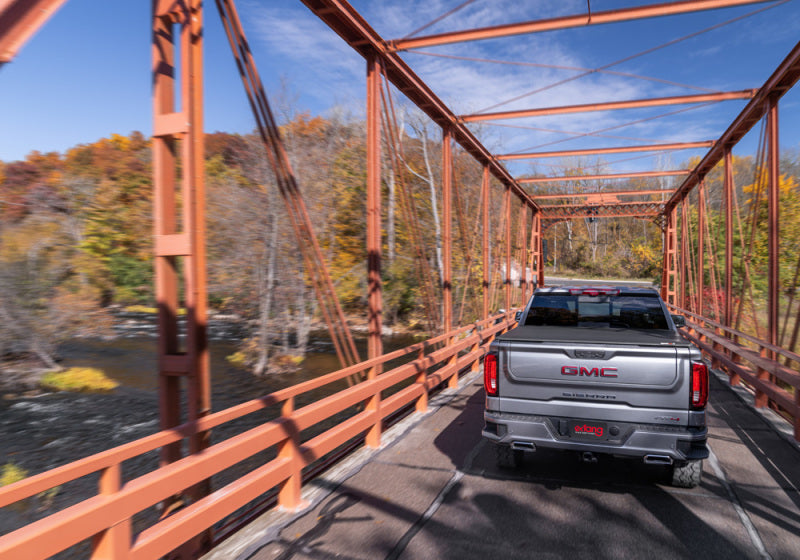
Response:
2,3,800,558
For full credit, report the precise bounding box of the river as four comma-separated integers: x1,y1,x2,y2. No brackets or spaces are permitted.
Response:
0,324,420,545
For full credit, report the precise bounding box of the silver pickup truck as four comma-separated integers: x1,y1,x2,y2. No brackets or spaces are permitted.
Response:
482,286,709,487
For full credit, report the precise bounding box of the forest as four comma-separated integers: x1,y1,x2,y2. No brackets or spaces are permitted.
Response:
1,111,799,375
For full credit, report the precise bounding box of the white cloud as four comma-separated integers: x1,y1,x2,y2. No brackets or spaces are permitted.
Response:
234,0,800,176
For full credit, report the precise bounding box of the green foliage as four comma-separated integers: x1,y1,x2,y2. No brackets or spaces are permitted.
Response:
383,260,419,324
40,367,119,393
1,463,28,487
328,142,368,309
226,351,248,367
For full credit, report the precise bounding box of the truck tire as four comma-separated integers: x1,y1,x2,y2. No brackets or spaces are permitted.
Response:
671,459,702,488
494,444,523,469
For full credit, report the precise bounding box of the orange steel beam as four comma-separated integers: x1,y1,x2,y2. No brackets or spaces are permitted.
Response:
724,149,734,328
389,0,772,51
504,185,512,312
442,126,453,334
531,188,674,200
366,52,382,361
666,39,800,211
0,0,67,64
481,165,490,318
300,0,539,213
152,1,212,554
497,141,715,160
520,170,689,184
461,91,755,122
532,212,544,289
540,201,664,211
661,207,678,305
767,98,780,357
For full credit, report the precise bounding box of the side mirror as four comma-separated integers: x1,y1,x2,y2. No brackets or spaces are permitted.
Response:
515,311,523,322
671,314,686,328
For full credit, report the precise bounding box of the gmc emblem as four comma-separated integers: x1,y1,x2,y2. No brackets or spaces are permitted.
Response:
561,366,618,378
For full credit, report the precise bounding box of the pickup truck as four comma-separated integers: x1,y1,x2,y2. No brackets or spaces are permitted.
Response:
482,286,709,488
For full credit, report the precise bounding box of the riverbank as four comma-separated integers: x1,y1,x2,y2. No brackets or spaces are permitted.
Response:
0,307,425,396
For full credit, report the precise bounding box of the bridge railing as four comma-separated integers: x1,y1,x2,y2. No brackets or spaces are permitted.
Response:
671,305,800,442
0,312,515,559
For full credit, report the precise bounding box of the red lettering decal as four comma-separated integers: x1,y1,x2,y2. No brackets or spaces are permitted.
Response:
600,367,618,378
562,366,579,375
580,367,599,377
574,424,604,437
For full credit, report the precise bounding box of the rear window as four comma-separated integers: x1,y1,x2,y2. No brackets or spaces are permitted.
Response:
525,293,669,330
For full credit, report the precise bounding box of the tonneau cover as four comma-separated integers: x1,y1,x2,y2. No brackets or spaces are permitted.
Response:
498,324,689,346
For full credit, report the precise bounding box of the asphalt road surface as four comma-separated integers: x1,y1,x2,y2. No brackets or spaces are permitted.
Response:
207,370,800,560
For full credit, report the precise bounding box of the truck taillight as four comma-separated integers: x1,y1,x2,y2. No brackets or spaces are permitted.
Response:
484,353,498,396
691,361,708,409
569,288,620,296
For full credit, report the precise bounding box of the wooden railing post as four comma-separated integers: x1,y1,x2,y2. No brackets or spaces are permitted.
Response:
415,344,428,413
755,347,769,408
366,365,382,448
91,464,130,559
278,397,304,510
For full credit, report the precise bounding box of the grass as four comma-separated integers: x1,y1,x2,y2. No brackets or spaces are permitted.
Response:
40,367,119,393
124,305,186,315
1,463,28,487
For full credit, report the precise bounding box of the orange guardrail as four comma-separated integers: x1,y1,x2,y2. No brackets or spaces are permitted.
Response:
671,305,800,441
0,313,515,559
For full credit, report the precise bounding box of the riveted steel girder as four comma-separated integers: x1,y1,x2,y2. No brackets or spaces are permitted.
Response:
462,91,755,122
539,201,664,220
520,170,689,184
389,0,773,51
0,0,67,64
531,189,674,200
498,141,715,160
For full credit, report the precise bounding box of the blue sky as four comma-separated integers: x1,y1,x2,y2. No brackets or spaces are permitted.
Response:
2,0,800,181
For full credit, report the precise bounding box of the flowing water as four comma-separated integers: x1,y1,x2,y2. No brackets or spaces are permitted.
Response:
0,321,420,543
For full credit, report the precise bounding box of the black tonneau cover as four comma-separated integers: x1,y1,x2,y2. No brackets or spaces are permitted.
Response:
498,324,689,346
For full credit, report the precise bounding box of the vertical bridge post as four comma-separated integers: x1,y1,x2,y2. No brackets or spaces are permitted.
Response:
152,1,212,553
442,126,457,389
366,51,382,447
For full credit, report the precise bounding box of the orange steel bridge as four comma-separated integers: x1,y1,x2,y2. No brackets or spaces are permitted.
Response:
1,1,800,558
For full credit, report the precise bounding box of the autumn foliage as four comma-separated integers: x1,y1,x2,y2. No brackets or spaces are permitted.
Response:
3,117,797,372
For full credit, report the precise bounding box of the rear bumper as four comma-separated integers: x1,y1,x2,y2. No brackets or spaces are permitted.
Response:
483,410,708,462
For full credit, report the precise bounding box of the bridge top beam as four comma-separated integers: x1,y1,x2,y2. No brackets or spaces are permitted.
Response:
461,91,755,122
498,141,715,160
520,170,689,184
387,0,773,52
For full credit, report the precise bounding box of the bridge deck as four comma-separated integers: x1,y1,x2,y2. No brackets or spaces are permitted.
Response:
207,372,800,560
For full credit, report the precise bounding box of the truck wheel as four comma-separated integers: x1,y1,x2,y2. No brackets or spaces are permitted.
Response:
671,460,702,488
494,444,523,469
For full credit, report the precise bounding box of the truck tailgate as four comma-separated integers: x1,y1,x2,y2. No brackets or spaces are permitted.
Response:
499,340,691,411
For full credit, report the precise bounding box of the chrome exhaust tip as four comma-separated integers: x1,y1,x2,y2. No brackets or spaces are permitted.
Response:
643,454,673,466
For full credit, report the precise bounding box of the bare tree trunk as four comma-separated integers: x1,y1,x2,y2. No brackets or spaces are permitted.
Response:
386,161,396,265
553,225,558,273
584,218,599,263
294,283,311,355
405,119,443,287
566,221,573,252
254,211,279,376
